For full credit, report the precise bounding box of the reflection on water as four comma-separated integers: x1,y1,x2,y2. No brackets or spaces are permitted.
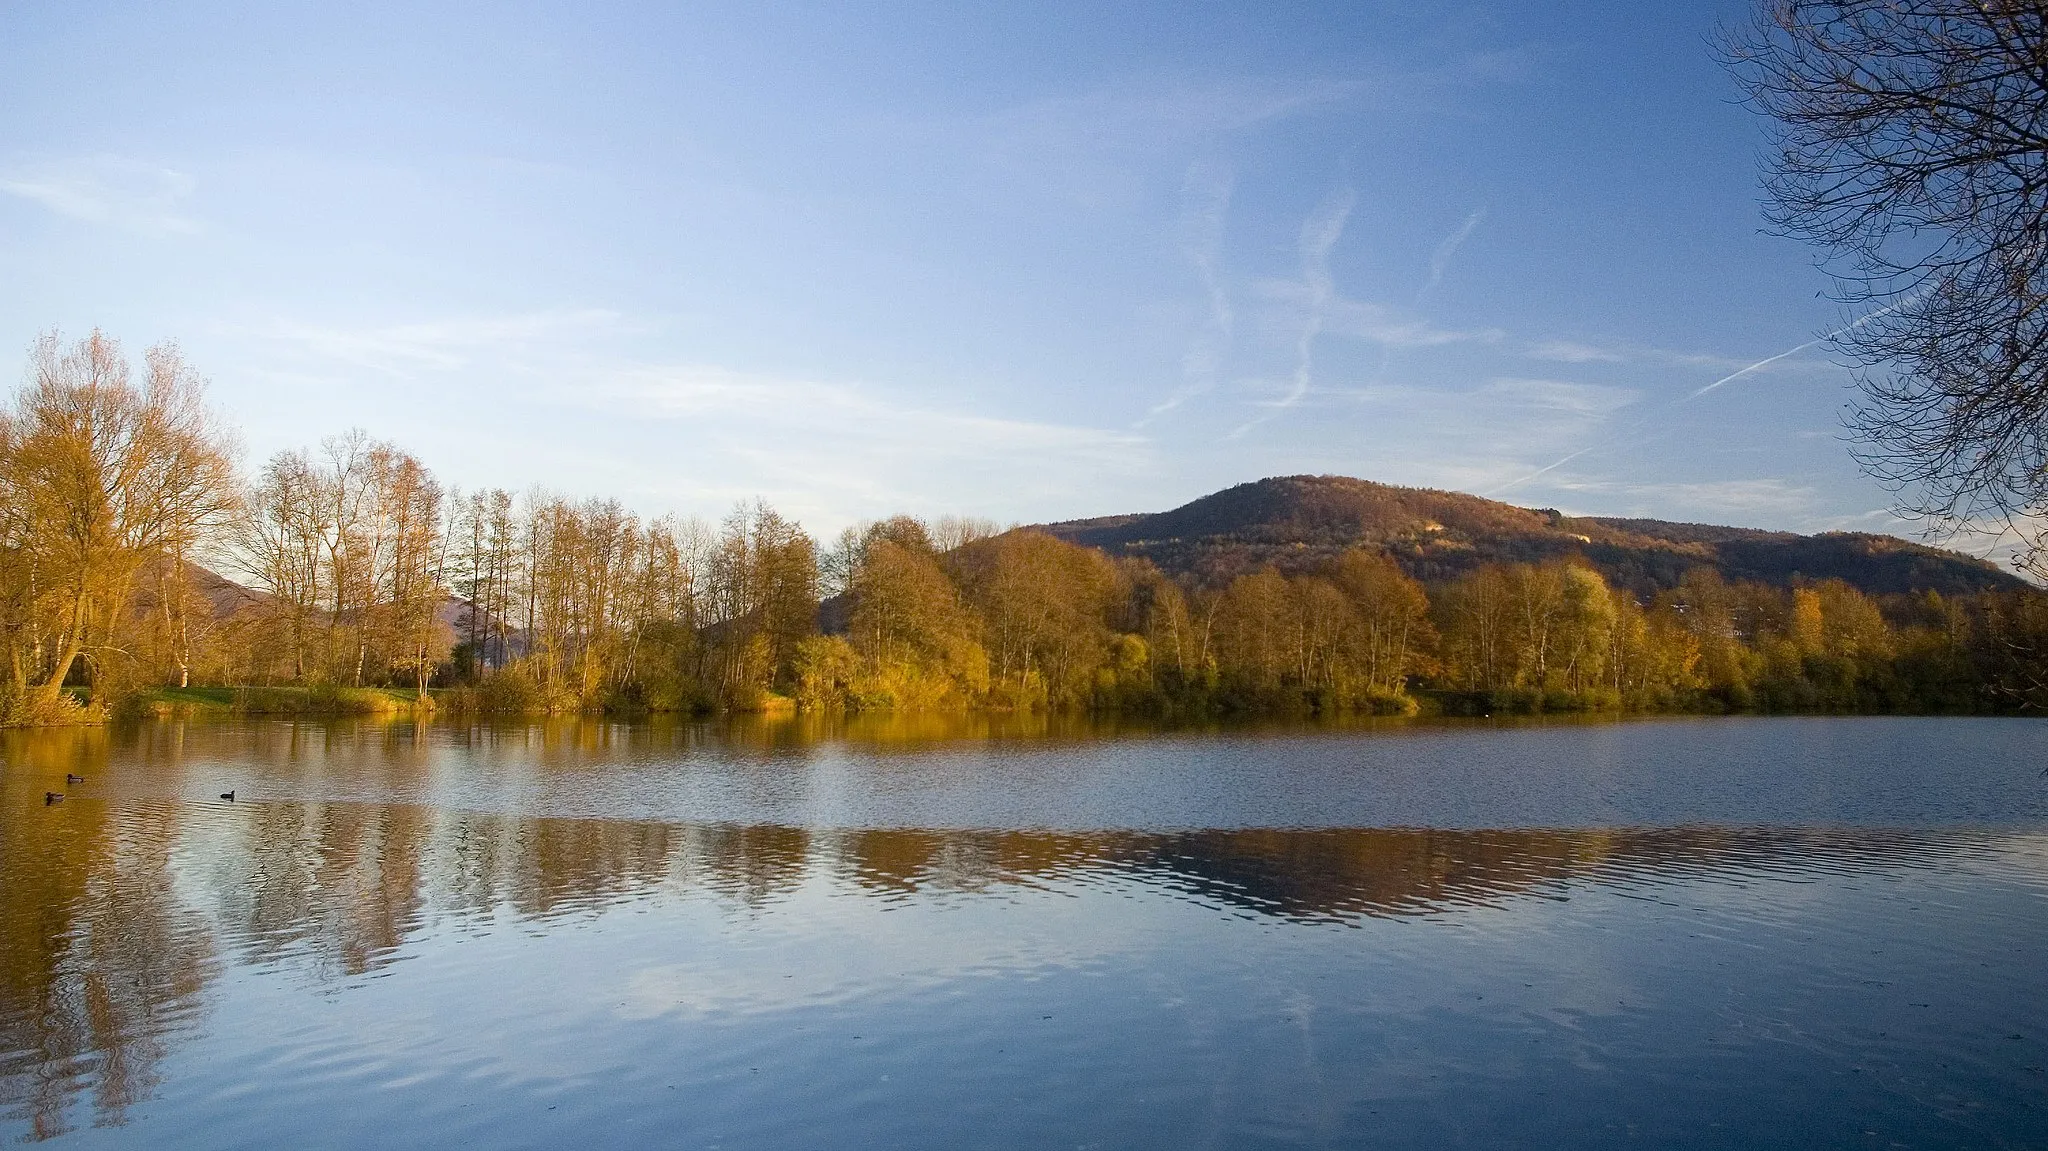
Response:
0,730,216,1142
3,717,2046,1146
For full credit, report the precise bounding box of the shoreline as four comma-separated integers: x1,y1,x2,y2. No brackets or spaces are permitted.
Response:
23,683,2024,728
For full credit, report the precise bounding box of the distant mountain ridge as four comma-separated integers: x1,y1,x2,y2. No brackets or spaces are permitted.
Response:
1038,475,2022,596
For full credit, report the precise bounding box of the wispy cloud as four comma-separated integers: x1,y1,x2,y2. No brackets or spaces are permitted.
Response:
970,50,1534,209
1526,339,1626,364
1323,297,1503,347
578,364,1155,521
1285,186,1356,406
1250,282,1501,349
244,310,629,375
1001,76,1368,143
1488,312,1891,501
1479,377,1638,418
1145,161,1236,424
1231,187,1353,438
1462,380,1640,497
1232,369,1635,503
225,307,1157,530
975,77,1366,209
0,155,200,235
1550,476,1822,522
598,365,1139,455
1522,338,1762,372
989,77,1364,159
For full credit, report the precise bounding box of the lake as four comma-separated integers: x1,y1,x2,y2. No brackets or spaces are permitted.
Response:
2,714,2045,1148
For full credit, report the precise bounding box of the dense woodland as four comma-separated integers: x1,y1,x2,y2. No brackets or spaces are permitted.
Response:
6,331,2048,727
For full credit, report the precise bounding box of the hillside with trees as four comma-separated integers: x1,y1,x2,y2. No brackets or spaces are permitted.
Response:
1040,475,2022,596
7,332,2048,727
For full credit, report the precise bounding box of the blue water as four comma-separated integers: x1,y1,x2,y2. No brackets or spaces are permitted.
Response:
2,715,2045,1147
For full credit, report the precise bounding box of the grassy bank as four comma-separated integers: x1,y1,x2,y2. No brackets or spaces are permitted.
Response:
139,685,433,718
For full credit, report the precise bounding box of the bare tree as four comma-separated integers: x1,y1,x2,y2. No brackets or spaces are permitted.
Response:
929,515,1001,552
232,434,450,688
1728,2,2048,556
236,449,329,681
373,448,446,694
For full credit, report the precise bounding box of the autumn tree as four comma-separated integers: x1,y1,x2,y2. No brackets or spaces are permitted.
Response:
1435,565,1516,692
1656,569,1764,706
1211,568,1295,696
1603,590,1703,707
232,432,450,689
0,332,237,717
702,501,818,707
1121,558,1210,690
371,448,448,694
848,529,985,707
1328,550,1434,697
947,530,1122,708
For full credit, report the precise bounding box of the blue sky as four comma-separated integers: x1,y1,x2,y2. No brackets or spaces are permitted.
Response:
0,2,1951,549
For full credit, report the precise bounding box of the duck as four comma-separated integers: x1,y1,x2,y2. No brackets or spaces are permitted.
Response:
44,792,62,805
65,773,84,784
219,791,235,802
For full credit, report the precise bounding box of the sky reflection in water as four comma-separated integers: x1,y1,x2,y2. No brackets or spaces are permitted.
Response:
2,715,2045,1148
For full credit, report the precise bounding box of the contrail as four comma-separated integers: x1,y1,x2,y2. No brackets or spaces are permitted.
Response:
1494,299,1911,496
1683,337,1825,400
1422,208,1485,300
1686,297,1905,401
1483,445,1597,497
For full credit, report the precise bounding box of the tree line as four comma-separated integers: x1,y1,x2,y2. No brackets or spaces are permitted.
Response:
6,330,2048,725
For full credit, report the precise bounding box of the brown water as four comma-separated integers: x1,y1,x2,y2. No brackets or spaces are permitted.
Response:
2,714,2045,1148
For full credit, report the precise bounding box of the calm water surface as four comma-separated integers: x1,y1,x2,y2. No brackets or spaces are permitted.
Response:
2,714,2045,1148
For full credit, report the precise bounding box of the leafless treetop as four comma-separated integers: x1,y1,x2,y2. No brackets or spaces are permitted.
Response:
1728,1,2048,541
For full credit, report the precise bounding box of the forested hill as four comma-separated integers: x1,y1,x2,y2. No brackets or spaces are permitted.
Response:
1037,475,2024,596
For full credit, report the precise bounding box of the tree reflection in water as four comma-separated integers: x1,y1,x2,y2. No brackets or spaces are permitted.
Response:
0,729,216,1141
0,718,1995,1138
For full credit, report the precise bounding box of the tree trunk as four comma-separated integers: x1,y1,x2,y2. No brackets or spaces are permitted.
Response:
31,591,90,708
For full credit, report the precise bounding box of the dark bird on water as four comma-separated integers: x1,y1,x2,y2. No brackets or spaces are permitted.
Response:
220,791,235,801
44,792,62,805
65,773,84,783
